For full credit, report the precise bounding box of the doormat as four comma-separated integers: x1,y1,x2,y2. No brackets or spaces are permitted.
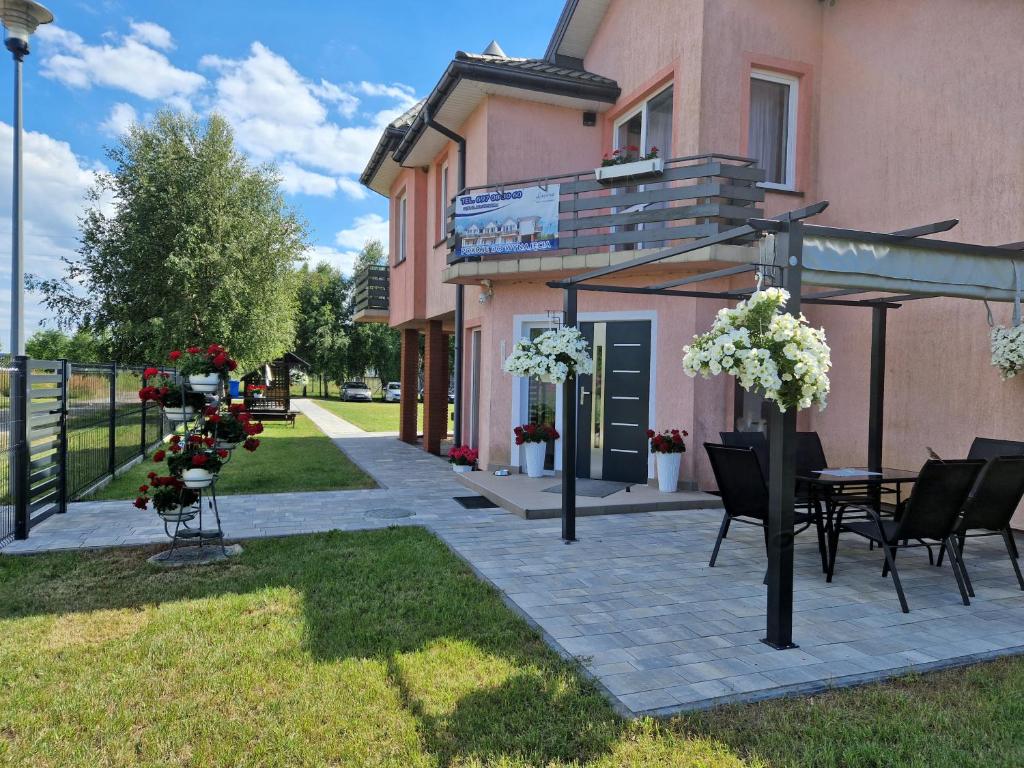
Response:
542,479,632,498
453,495,499,509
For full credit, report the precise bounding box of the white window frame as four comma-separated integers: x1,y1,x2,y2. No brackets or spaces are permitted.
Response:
396,193,408,264
750,69,799,191
611,85,672,155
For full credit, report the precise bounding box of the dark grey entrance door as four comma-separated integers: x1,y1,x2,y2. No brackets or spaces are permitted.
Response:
575,320,651,483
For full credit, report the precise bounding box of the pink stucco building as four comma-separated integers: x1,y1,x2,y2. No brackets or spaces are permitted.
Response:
358,0,1024,493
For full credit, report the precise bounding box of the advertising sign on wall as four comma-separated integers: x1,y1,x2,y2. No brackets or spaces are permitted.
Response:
453,184,560,258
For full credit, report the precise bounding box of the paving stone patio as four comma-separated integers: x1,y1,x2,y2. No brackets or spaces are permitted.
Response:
5,397,1024,717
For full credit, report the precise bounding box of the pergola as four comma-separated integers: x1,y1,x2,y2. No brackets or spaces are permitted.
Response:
548,201,1024,649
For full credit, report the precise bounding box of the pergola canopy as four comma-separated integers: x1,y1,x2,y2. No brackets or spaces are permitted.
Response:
547,201,1023,650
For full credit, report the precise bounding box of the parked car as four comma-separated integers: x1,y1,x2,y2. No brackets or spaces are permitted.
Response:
449,383,455,403
383,382,401,402
340,381,373,402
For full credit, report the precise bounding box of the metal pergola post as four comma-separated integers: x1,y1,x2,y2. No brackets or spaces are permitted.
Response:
561,286,578,542
763,221,802,649
868,305,887,473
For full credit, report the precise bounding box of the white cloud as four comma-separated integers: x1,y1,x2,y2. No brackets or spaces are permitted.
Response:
99,102,138,137
334,213,389,251
200,42,417,177
37,24,204,102
336,178,369,201
277,163,369,200
0,124,103,340
302,245,359,276
127,21,174,51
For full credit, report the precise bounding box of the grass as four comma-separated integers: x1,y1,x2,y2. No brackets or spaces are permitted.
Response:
2,528,1024,767
312,397,454,434
87,414,375,499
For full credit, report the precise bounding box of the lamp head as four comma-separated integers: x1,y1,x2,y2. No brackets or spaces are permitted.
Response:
1,0,53,57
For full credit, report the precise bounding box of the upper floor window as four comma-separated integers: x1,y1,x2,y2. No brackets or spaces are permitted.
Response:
436,160,449,241
749,70,798,190
613,85,673,158
396,193,408,264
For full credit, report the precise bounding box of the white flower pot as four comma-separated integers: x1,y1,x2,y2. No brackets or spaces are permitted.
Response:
524,441,547,478
157,508,197,524
187,373,221,393
163,405,194,423
594,157,664,182
182,467,214,489
452,464,473,474
215,439,237,451
656,452,682,493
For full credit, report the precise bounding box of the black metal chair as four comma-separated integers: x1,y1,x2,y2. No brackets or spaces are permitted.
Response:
719,431,769,474
939,456,1024,593
827,459,985,612
704,443,827,571
967,437,1024,461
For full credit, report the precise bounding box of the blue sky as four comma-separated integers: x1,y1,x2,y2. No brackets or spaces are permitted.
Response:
0,0,562,339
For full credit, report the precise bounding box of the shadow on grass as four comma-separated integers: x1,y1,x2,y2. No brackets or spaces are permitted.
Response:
0,527,621,767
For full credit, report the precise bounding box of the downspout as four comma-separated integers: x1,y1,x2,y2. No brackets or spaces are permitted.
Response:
423,108,467,447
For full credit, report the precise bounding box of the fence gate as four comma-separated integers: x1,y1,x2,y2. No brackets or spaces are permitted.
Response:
13,358,67,539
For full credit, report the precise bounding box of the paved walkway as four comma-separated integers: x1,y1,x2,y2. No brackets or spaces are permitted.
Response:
5,401,1024,717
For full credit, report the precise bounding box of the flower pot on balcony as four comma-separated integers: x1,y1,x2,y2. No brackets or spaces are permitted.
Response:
524,441,547,478
594,157,664,182
162,405,194,423
187,373,221,393
656,452,682,493
182,468,214,489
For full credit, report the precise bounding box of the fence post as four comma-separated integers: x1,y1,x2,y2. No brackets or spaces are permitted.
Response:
108,363,116,476
140,367,147,456
57,359,69,513
12,355,28,539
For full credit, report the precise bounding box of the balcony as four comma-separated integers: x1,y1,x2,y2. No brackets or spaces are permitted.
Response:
353,264,390,323
444,153,766,282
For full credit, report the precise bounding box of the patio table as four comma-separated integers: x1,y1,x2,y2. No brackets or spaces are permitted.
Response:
797,467,919,579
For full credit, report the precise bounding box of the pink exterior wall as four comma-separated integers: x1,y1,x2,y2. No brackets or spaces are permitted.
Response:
803,0,1024,476
387,168,428,328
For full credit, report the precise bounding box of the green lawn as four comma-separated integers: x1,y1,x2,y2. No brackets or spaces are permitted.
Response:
312,397,454,434
2,528,1024,767
87,414,375,499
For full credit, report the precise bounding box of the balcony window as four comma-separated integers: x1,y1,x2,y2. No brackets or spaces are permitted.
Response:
749,70,798,190
396,193,408,264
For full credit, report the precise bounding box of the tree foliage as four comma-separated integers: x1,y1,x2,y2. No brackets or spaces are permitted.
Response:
293,240,401,387
25,328,109,363
32,111,306,368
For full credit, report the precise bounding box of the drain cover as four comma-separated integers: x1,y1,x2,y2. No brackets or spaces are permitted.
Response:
365,508,415,519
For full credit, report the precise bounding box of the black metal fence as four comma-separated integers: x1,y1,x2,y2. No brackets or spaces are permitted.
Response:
0,356,167,547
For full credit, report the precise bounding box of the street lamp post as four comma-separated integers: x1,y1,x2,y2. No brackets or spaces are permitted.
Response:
1,0,52,356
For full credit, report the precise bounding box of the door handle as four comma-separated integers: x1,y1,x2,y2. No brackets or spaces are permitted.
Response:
580,388,590,402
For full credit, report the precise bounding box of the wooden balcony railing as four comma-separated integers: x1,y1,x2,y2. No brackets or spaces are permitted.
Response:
446,153,766,264
353,264,389,322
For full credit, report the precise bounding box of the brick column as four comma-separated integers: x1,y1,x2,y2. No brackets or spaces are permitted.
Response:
399,328,419,445
423,320,449,455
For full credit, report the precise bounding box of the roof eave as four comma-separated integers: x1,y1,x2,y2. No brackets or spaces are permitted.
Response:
392,57,619,164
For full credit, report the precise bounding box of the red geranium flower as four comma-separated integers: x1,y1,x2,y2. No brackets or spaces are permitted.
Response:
169,350,182,361
228,359,238,371
208,413,221,423
133,497,148,510
147,471,157,480
191,454,208,467
153,450,166,462
139,485,149,493
217,449,228,458
187,346,200,354
213,352,227,368
243,438,260,452
204,436,215,447
143,366,158,378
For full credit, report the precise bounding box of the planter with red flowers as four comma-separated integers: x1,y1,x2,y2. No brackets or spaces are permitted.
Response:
646,428,688,493
163,434,227,488
514,423,559,478
594,145,663,182
134,474,200,525
139,369,206,423
448,445,478,474
175,343,239,393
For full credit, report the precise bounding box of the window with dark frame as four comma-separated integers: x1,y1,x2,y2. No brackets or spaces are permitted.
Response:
396,193,408,264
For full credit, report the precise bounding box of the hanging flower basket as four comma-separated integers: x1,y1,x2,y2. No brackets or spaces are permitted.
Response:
502,326,594,384
991,325,1024,380
682,287,832,413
